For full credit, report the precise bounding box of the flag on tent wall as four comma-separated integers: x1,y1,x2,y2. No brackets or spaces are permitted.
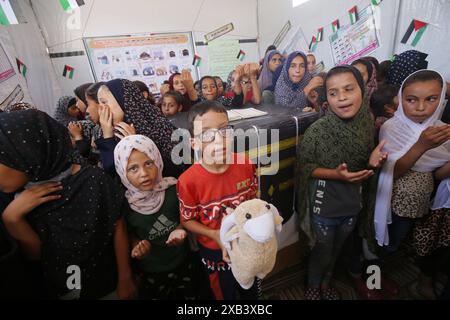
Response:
316,27,324,42
237,50,246,61
16,58,27,76
59,0,85,12
0,0,18,25
371,0,382,6
401,19,428,47
63,65,74,79
309,36,318,52
331,19,340,33
348,6,358,25
192,55,202,67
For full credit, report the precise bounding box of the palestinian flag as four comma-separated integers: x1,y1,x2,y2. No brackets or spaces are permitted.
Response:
371,0,382,6
0,0,18,25
237,50,246,61
309,35,318,53
332,19,340,33
192,54,202,67
316,28,324,42
59,0,85,12
16,58,27,76
348,6,358,25
63,65,74,79
401,19,428,47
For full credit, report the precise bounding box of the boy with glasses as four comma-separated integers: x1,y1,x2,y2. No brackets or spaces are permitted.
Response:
177,101,259,300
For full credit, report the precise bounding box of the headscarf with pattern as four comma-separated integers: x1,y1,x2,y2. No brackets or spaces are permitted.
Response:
104,79,177,160
53,95,78,127
274,51,313,108
258,50,282,91
114,135,177,215
387,50,429,86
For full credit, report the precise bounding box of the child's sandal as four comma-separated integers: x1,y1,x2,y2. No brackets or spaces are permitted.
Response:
304,287,321,300
321,287,340,300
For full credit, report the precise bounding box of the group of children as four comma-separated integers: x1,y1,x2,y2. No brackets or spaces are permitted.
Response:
0,46,449,300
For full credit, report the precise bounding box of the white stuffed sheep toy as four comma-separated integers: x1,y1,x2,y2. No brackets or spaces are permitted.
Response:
220,199,283,289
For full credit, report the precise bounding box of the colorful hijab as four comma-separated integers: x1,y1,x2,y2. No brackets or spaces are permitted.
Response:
387,50,429,86
297,66,374,245
374,70,450,246
53,95,78,127
104,79,177,160
258,50,282,91
274,51,313,108
114,135,177,215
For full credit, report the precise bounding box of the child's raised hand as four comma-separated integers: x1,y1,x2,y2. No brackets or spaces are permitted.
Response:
131,240,151,259
68,122,83,140
335,163,374,183
234,65,245,81
416,125,450,151
166,228,187,247
160,83,170,96
114,122,135,140
248,63,260,79
180,69,194,88
98,105,114,139
369,140,388,169
304,76,324,96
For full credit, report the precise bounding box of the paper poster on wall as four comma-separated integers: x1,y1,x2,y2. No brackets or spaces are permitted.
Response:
0,43,15,83
329,5,380,66
84,32,198,95
208,39,240,81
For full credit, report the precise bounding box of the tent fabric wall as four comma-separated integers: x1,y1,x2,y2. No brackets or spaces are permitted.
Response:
394,0,450,82
257,0,450,81
257,0,400,70
30,0,260,98
0,1,61,114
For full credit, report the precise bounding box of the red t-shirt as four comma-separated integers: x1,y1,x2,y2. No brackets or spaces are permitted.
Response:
177,153,258,250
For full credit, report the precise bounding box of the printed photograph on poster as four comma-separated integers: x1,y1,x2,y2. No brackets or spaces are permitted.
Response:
148,82,159,94
84,32,198,92
155,65,168,77
169,65,179,74
153,50,165,61
329,5,380,66
139,50,152,60
142,63,155,77
100,69,114,81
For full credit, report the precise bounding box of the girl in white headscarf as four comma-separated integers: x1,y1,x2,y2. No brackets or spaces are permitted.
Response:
374,70,450,250
114,135,196,299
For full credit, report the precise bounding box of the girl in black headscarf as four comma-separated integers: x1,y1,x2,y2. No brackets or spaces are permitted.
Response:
96,79,182,177
0,110,136,299
54,95,82,127
74,83,93,117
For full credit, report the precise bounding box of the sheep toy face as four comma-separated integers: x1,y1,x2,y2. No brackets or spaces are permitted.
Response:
236,200,278,243
219,199,283,289
220,199,283,250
